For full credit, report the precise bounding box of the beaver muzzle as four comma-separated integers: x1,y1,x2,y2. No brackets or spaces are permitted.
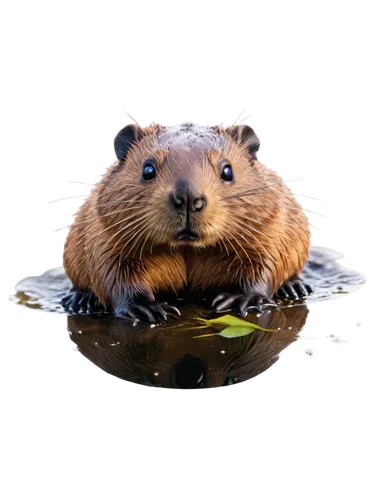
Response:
169,179,206,214
176,228,200,241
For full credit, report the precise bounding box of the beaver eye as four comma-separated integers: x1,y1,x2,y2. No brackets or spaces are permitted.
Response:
221,163,234,182
142,160,156,181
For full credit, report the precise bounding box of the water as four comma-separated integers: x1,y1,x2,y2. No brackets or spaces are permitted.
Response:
11,246,366,388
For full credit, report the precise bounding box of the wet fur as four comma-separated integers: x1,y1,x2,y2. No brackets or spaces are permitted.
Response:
63,122,310,317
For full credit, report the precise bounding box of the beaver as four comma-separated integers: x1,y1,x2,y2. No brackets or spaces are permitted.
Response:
62,122,312,322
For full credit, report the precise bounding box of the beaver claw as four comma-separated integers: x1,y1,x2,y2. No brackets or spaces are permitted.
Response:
212,293,277,316
115,301,181,324
276,279,314,299
62,289,105,314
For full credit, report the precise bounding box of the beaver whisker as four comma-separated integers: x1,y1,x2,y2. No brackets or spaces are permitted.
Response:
250,205,318,229
97,184,146,194
95,216,150,263
222,234,244,264
48,195,89,204
235,229,265,271
218,236,230,257
237,203,307,230
235,224,269,269
229,227,255,268
247,227,276,261
106,226,135,254
138,224,154,261
96,212,150,239
216,239,223,253
70,208,145,227
262,201,315,215
116,217,152,248
231,225,263,266
97,198,146,207
123,225,152,260
116,229,144,263
93,208,141,220
95,200,146,208
129,226,148,255
231,216,267,239
220,182,277,200
268,204,330,222
149,229,159,255
298,191,321,199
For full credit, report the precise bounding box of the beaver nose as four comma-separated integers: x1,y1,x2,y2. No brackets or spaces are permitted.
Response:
170,192,206,212
170,180,206,213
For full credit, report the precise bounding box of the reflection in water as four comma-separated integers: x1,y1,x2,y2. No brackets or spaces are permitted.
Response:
11,246,366,389
68,305,309,388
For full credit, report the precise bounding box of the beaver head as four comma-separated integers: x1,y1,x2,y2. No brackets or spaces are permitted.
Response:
97,121,270,255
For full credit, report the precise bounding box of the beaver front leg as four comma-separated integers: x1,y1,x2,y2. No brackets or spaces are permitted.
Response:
187,252,277,316
275,277,314,299
212,278,313,315
112,297,180,323
212,283,277,316
62,288,104,314
61,288,180,322
63,253,186,323
91,253,186,323
110,254,185,322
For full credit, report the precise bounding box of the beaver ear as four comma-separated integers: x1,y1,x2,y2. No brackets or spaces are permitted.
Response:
114,125,144,161
227,125,260,159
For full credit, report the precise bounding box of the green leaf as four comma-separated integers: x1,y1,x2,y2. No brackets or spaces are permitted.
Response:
167,323,212,333
217,326,255,338
195,314,250,327
193,317,216,327
194,326,256,339
194,314,276,332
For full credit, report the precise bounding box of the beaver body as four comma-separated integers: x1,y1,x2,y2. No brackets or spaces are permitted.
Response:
63,122,311,321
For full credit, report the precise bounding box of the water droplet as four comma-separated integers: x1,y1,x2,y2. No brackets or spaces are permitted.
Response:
354,320,366,328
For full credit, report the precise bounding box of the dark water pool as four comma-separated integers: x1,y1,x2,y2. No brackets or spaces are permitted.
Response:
11,246,366,389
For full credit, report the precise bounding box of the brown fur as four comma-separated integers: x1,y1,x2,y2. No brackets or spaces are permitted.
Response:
63,122,310,313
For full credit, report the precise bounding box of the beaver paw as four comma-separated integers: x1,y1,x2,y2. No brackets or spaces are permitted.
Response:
62,288,105,314
276,279,314,299
212,293,277,316
115,301,181,324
